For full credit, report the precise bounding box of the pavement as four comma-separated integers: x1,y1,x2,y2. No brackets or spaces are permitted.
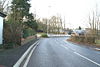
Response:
0,39,38,67
25,37,100,67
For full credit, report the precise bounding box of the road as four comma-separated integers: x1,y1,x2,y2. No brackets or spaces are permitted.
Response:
26,37,100,67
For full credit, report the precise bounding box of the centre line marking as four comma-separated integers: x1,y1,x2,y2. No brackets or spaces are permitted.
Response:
74,52,100,67
61,45,68,49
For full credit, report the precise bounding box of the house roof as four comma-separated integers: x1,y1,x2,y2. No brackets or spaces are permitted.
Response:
73,30,85,34
0,12,6,17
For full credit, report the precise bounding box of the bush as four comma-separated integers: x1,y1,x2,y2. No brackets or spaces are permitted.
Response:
95,40,100,44
23,28,36,38
4,23,21,46
41,33,48,37
71,36,96,43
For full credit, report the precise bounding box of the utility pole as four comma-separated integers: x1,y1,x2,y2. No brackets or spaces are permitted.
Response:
64,16,65,34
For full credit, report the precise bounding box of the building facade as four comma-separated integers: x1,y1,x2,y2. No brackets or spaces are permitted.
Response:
0,12,6,44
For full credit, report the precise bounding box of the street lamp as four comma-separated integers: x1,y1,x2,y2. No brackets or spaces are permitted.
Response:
47,6,51,35
47,19,48,35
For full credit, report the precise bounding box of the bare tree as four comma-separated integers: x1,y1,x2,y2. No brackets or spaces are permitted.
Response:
0,0,10,14
48,16,63,34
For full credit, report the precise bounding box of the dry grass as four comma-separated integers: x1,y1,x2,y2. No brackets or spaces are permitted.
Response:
67,38,100,48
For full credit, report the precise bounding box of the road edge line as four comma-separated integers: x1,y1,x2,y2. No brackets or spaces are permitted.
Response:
23,42,39,67
93,48,100,51
74,52,100,66
13,40,39,67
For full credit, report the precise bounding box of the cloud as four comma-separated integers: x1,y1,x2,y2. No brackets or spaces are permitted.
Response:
30,0,98,28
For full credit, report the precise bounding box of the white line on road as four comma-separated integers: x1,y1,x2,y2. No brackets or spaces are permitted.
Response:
94,48,100,51
63,40,68,44
54,39,59,44
62,40,76,51
61,45,68,49
13,40,39,67
63,39,100,66
23,42,40,67
74,52,100,67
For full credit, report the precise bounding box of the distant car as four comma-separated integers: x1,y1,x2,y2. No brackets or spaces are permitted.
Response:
68,30,73,35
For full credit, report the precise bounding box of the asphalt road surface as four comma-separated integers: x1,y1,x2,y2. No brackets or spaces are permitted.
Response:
27,37,100,67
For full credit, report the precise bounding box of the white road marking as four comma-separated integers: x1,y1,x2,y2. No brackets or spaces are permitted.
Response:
63,40,68,43
23,42,40,67
61,39,100,66
94,48,100,51
60,45,68,49
55,39,75,51
54,39,68,50
62,40,76,51
55,39,59,44
13,40,39,67
74,52,100,67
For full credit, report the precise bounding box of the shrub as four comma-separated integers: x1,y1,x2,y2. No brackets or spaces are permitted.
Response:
41,33,48,37
23,28,36,38
71,36,96,43
4,23,21,46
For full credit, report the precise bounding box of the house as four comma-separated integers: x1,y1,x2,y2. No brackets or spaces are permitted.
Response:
71,30,85,36
0,12,6,44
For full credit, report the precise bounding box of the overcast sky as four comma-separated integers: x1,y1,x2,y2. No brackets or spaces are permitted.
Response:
30,0,100,29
